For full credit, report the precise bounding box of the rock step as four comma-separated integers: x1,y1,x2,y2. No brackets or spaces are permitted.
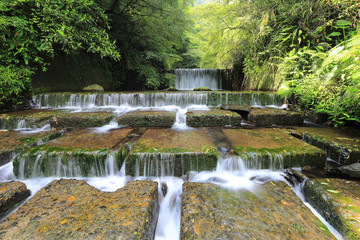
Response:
186,109,241,127
50,112,115,129
248,108,304,127
287,127,360,165
0,179,159,240
181,181,335,239
0,130,61,167
0,181,30,219
118,111,176,127
304,177,360,239
127,129,218,176
0,109,63,130
223,128,327,169
13,129,133,178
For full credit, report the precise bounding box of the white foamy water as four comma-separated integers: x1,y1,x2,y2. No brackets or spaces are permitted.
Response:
154,177,184,240
0,153,343,240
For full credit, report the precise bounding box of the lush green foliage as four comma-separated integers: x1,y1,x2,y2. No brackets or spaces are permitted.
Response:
188,0,360,126
99,0,191,89
0,0,119,111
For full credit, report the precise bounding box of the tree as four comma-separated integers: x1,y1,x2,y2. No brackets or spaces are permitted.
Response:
0,0,119,112
98,0,192,89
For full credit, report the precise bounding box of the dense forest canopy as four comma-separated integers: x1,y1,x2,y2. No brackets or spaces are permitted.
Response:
0,0,359,126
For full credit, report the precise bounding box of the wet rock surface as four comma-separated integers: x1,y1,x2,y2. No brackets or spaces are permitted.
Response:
248,108,303,126
117,111,176,127
288,127,360,165
0,181,30,219
12,129,133,178
0,130,61,167
127,129,218,176
50,112,115,129
0,179,159,240
304,177,360,239
181,182,334,239
220,104,251,118
186,109,241,127
0,109,63,129
223,128,327,169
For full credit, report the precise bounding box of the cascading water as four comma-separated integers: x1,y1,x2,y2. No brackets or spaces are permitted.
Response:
174,69,222,90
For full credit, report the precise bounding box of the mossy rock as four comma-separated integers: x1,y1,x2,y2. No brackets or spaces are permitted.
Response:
186,109,241,127
0,109,64,130
288,127,360,165
82,84,104,92
50,112,115,129
223,128,327,169
117,111,176,127
0,179,159,240
0,181,31,219
0,130,61,167
248,108,303,126
181,182,334,239
126,129,219,176
193,87,211,91
12,129,133,178
304,178,360,239
165,86,179,91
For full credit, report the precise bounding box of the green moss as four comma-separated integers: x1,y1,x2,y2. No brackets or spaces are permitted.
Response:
304,179,360,239
193,87,212,91
13,144,130,178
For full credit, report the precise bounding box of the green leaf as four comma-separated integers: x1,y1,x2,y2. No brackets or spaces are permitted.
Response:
329,32,341,37
336,20,351,26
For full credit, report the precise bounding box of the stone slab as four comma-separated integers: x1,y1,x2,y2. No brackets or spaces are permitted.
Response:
288,127,360,165
304,177,360,239
222,128,327,169
0,109,63,130
186,109,241,127
117,111,176,127
50,112,115,129
0,179,159,240
0,130,61,167
181,182,334,239
0,181,30,219
127,129,218,176
248,108,303,126
13,129,133,178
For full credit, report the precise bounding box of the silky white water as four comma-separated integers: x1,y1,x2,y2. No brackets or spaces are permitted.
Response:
0,153,343,240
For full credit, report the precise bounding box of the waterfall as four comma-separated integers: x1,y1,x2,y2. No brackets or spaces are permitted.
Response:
174,69,222,90
33,92,283,109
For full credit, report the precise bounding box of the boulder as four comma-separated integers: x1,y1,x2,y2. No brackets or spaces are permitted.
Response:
181,182,334,239
50,112,115,129
338,163,360,178
222,128,327,169
287,127,360,165
82,84,104,92
13,128,133,178
248,108,303,126
0,179,159,240
0,181,30,218
186,109,241,127
117,111,176,128
304,177,360,239
127,129,218,176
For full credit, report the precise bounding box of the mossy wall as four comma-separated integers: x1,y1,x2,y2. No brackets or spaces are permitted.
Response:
32,51,114,92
